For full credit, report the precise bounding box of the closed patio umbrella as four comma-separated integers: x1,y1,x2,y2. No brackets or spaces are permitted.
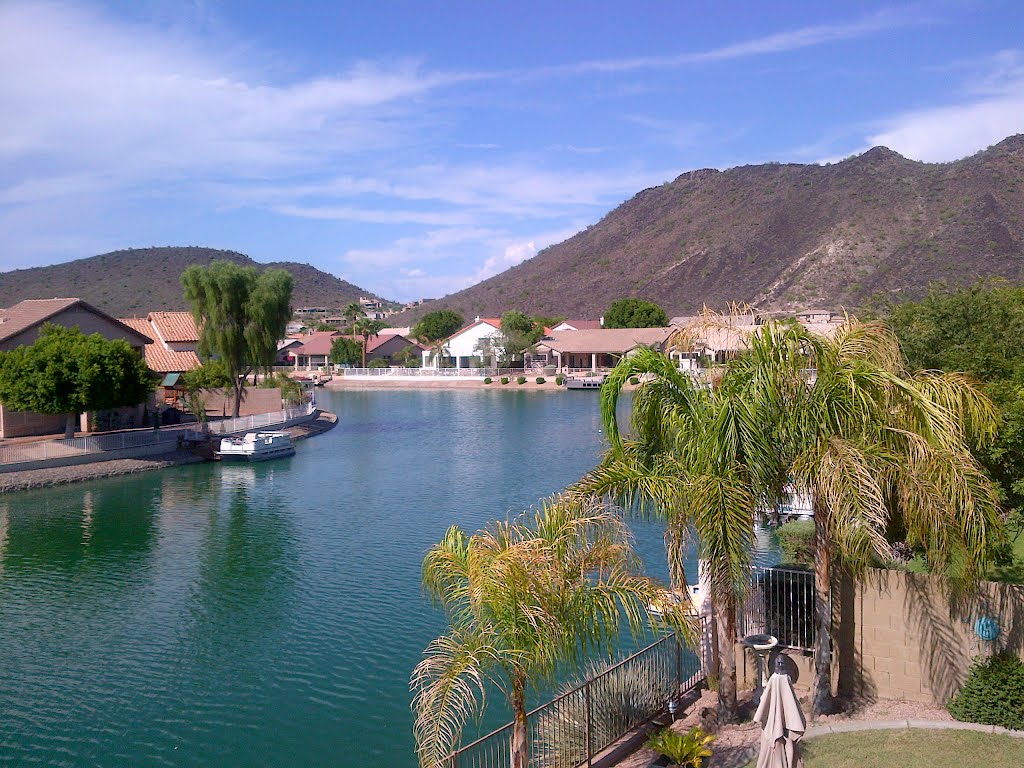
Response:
753,657,806,768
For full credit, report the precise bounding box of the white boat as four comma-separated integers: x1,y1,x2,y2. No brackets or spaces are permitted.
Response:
565,375,606,390
216,431,296,462
647,584,704,618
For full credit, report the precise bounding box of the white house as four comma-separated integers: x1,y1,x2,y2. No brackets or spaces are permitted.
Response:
420,317,504,369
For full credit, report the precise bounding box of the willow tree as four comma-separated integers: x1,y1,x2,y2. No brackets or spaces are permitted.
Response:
411,496,692,768
181,260,293,416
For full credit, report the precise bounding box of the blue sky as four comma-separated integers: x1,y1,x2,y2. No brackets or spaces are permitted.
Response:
2,1,1023,302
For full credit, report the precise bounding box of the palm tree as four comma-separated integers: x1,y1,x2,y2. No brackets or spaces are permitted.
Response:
728,320,1002,713
576,320,1004,717
411,495,693,768
352,317,385,367
427,337,451,369
342,301,364,330
574,346,775,723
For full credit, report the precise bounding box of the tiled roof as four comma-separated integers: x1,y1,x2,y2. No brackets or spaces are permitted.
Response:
145,346,201,374
150,311,199,343
292,331,340,356
0,298,152,345
537,327,673,354
118,317,153,338
556,319,603,330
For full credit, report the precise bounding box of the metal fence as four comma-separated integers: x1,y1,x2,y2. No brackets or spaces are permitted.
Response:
446,624,706,768
0,428,181,466
737,566,816,651
205,404,314,435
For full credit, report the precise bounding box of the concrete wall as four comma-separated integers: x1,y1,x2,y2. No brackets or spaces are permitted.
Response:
842,569,1024,704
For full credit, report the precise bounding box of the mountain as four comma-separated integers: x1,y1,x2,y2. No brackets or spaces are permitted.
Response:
406,135,1024,320
0,247,392,316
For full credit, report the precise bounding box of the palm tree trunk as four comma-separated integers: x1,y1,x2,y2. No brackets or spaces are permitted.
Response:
509,674,529,768
812,501,835,715
716,599,739,724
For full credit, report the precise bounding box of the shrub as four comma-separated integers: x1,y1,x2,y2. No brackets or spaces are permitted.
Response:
555,375,565,386
776,519,815,568
517,376,527,385
500,376,509,385
645,726,715,768
948,654,1024,730
536,377,545,384
483,377,492,384
629,376,640,385
536,661,667,768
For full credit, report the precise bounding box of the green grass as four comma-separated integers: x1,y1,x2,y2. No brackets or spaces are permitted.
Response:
744,730,1024,768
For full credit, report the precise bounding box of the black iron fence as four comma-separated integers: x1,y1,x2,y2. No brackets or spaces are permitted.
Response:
737,566,815,651
446,622,706,768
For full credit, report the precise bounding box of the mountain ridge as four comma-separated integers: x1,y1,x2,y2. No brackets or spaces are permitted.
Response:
0,247,392,317
400,135,1024,320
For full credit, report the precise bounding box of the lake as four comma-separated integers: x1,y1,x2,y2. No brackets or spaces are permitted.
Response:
0,389,772,767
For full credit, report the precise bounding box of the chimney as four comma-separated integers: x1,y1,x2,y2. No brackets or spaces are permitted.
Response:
599,316,604,328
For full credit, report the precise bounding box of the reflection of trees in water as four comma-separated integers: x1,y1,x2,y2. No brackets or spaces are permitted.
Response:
184,467,298,661
0,476,166,578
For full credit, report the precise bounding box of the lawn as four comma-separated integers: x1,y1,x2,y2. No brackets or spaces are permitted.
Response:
746,729,1024,767
990,529,1024,584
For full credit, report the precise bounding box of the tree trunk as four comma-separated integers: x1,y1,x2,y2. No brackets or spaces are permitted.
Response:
509,674,529,768
63,413,76,439
361,336,367,368
812,502,836,716
233,377,244,418
716,600,739,724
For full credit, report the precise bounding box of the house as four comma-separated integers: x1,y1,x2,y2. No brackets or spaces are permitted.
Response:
118,311,202,406
365,333,424,365
420,317,504,369
0,298,152,438
551,319,603,331
289,331,341,370
527,327,674,371
276,338,304,365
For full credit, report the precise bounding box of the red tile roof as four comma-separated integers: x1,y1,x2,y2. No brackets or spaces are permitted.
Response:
149,311,199,343
144,347,202,374
118,316,200,373
292,331,340,356
0,298,152,345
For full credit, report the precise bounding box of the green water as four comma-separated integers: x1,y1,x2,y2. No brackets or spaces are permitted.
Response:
0,389,770,766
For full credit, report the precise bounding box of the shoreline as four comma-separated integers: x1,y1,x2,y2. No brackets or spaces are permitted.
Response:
0,411,339,494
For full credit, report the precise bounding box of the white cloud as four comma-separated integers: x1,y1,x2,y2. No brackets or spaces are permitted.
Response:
0,2,465,188
850,50,1024,162
534,7,927,76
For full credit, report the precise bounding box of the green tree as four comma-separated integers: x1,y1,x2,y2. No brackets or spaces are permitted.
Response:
411,496,691,768
0,324,152,438
500,310,544,363
352,317,385,367
604,299,669,328
887,283,1024,536
578,320,1003,717
258,372,303,406
180,359,232,391
330,336,363,366
181,260,294,416
413,310,464,342
341,302,364,330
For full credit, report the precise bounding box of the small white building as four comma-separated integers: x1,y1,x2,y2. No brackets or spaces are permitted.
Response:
420,317,504,369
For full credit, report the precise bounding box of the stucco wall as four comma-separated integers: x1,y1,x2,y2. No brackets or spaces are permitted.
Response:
0,406,64,439
0,306,147,352
199,387,282,417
